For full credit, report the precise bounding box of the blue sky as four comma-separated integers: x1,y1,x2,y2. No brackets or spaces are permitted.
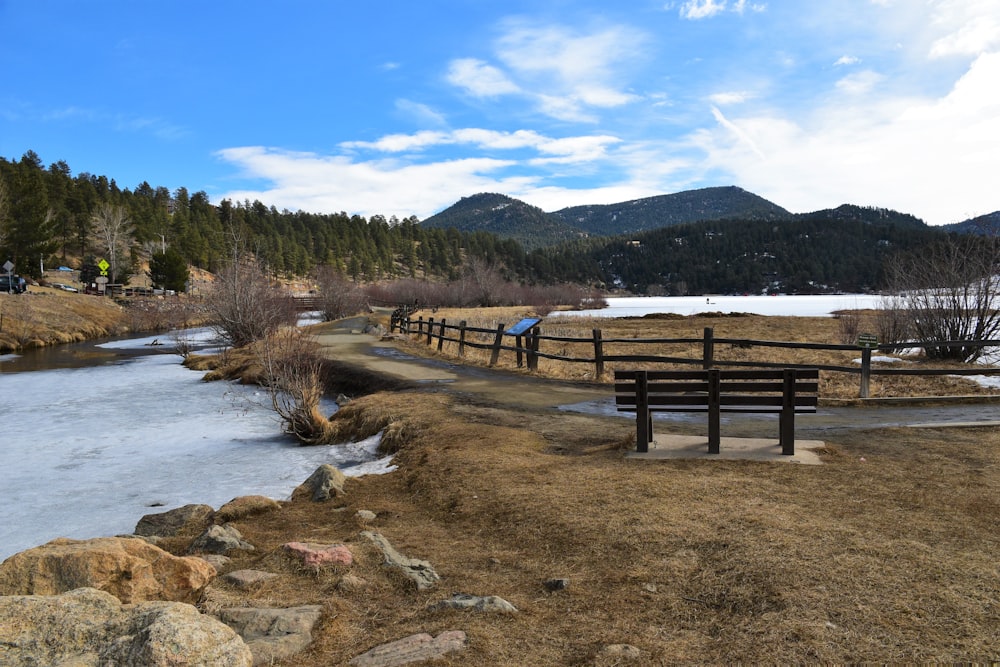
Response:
2,0,998,226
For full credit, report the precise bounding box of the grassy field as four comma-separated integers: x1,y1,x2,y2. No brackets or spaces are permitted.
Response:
188,388,999,664
396,306,1000,401
175,307,999,664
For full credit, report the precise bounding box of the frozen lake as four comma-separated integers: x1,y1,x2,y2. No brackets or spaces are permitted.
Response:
0,330,392,561
559,294,883,319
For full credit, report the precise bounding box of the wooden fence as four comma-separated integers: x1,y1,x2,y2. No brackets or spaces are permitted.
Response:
393,315,1000,399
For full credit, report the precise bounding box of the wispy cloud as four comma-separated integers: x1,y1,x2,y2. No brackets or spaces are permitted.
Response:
835,70,885,95
834,55,860,66
446,58,520,97
678,0,765,19
445,22,645,122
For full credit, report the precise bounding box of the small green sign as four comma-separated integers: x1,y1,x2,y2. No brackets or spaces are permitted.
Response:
857,333,878,349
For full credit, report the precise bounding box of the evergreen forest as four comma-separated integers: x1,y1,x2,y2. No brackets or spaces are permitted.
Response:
0,151,975,296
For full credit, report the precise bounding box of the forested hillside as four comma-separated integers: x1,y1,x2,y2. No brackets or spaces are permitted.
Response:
549,215,948,295
1,150,985,297
553,185,792,235
0,152,528,283
420,193,580,250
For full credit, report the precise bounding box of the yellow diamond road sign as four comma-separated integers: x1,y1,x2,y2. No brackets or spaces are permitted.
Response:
98,259,110,275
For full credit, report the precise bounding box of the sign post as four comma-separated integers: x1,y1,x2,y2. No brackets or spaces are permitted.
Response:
3,260,13,294
856,333,879,399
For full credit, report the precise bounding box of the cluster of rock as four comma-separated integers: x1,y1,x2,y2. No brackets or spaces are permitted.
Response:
0,463,567,667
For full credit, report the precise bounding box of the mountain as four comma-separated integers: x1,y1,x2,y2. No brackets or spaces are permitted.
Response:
419,193,580,250
551,186,792,236
793,204,927,229
941,211,1000,236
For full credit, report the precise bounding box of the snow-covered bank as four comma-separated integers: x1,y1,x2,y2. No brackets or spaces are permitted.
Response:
0,332,392,561
560,294,882,319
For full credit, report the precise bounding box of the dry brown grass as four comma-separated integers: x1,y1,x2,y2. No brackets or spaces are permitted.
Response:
181,389,999,664
401,307,1000,400
0,292,127,351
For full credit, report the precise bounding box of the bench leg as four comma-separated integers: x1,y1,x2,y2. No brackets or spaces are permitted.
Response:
780,369,795,455
708,369,720,454
636,371,651,453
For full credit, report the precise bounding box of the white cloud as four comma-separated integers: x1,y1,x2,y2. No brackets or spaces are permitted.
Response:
680,0,727,19
834,55,860,66
708,91,752,105
688,51,1000,225
835,70,885,95
929,13,1000,57
446,58,521,97
449,22,645,121
679,0,764,19
394,99,448,128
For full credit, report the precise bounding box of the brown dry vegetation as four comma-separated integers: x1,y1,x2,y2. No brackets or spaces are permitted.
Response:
399,307,1000,401
182,387,999,664
0,290,211,353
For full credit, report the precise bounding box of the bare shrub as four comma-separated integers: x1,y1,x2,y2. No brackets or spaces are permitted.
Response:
258,328,334,445
315,266,369,321
205,259,297,348
835,309,863,345
882,236,1000,362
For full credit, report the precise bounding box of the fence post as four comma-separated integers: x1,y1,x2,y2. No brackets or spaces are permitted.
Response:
437,319,446,352
859,347,872,399
636,370,650,453
489,323,505,367
426,317,434,345
527,326,540,371
458,321,467,357
593,329,605,379
515,335,524,367
781,368,796,455
703,327,714,369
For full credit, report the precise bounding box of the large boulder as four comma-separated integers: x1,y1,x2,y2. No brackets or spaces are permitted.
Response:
0,536,216,604
134,503,215,538
215,495,282,522
348,631,467,667
0,587,252,666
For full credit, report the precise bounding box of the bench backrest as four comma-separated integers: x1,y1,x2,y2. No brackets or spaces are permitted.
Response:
614,368,819,412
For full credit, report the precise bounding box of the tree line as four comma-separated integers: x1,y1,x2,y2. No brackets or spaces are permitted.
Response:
0,151,535,286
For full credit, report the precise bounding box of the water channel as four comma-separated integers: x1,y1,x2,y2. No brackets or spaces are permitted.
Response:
0,329,391,561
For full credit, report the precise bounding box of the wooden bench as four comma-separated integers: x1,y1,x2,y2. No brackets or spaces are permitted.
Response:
614,368,819,455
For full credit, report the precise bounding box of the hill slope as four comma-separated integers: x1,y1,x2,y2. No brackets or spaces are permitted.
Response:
552,186,792,236
420,193,581,250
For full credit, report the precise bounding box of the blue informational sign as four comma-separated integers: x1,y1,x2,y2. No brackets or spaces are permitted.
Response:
507,317,542,336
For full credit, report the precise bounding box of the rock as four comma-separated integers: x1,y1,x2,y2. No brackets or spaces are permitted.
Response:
544,578,570,592
0,587,252,666
197,554,233,572
215,495,281,523
360,531,440,591
216,605,322,666
294,464,347,502
0,536,216,604
282,542,354,567
348,630,467,667
336,573,369,593
221,570,280,589
134,503,215,538
427,592,518,613
188,524,255,556
598,643,642,661
356,509,377,524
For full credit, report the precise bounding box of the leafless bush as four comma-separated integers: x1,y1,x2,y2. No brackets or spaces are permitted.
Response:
835,309,863,345
0,296,38,349
366,276,607,311
882,236,1000,362
315,266,369,321
205,259,297,348
874,294,914,347
258,328,334,445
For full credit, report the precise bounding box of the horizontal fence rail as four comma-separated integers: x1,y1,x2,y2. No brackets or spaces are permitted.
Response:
392,315,1000,399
